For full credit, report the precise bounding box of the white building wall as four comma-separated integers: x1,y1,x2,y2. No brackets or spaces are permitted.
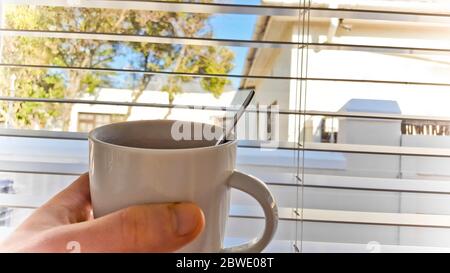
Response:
338,118,402,178
250,19,450,142
401,135,450,179
69,88,237,132
249,48,292,141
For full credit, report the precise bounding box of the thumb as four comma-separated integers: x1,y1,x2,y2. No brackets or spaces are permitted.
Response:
43,203,205,253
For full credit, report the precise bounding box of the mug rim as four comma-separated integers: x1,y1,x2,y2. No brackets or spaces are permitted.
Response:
88,119,237,152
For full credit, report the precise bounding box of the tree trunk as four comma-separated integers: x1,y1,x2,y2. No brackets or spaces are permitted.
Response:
62,72,84,131
123,18,187,121
125,74,152,120
163,97,174,119
61,105,74,131
61,51,92,131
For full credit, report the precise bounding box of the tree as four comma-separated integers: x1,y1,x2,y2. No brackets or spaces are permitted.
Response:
124,8,234,118
2,6,124,129
0,68,65,129
0,10,67,129
1,2,234,130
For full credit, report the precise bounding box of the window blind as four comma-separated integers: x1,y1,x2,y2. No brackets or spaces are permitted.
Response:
1,0,450,252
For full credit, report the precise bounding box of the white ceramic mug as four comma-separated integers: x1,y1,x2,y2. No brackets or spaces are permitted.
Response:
88,120,278,252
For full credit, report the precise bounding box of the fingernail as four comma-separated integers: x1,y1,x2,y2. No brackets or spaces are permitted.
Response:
172,203,203,236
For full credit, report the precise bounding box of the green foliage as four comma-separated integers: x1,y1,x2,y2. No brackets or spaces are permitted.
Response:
0,68,65,128
81,73,104,95
1,2,235,129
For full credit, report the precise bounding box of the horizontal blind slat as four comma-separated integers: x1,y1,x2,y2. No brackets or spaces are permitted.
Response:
4,0,450,24
238,141,450,157
0,130,448,157
3,96,450,122
305,142,450,158
243,171,450,195
1,195,449,229
4,63,450,87
0,63,300,80
4,0,304,16
0,29,300,49
3,163,450,195
230,206,450,228
3,29,450,54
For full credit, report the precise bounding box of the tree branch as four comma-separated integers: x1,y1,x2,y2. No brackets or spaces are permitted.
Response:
125,53,152,119
113,10,128,30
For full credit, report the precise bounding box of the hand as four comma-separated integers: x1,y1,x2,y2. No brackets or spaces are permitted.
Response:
0,173,205,253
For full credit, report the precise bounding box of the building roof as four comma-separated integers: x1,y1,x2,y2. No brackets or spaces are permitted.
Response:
262,0,450,14
339,99,402,114
239,0,450,89
239,16,270,90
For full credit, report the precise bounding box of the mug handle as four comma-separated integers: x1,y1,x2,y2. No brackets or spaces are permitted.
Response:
221,171,279,253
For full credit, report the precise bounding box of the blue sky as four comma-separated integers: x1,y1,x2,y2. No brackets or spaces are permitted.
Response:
108,3,259,89
206,0,260,81
210,13,257,86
